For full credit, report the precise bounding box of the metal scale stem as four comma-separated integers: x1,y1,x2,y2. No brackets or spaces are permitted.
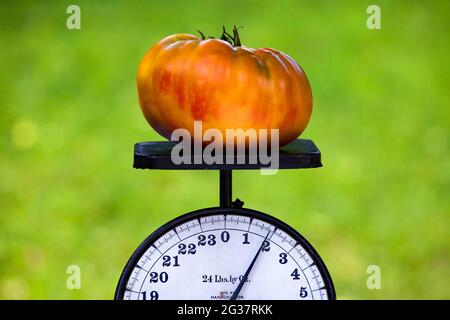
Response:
220,170,232,208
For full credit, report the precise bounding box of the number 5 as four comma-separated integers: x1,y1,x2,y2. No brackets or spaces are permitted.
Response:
300,287,308,298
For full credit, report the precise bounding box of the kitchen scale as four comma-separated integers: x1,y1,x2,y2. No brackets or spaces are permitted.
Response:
114,139,336,300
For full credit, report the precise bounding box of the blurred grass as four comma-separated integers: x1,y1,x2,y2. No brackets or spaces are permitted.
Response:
0,0,449,299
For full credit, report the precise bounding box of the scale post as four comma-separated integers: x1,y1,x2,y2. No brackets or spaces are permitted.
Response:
220,170,232,208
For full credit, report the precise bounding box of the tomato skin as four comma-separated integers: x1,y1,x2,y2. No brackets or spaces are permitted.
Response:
137,34,312,146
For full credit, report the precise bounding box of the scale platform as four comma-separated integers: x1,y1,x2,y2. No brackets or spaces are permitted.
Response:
133,139,322,170
133,138,322,208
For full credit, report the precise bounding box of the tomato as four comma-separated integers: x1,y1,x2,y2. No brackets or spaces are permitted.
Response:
137,27,312,147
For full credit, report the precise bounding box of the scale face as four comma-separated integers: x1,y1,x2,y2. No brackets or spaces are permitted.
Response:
115,207,335,300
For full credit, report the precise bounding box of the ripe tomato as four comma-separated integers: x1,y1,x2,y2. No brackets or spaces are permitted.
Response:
137,28,312,147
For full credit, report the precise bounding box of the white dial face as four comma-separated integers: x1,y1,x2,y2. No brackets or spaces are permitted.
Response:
120,212,332,300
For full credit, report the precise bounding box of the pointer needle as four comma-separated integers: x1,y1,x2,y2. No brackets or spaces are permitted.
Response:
230,230,271,300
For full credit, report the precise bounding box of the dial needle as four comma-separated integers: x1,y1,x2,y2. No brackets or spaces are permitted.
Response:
230,230,271,300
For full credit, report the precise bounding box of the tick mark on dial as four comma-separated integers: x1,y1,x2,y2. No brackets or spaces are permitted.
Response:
247,218,254,231
135,264,145,271
269,227,278,240
288,243,298,253
312,286,326,292
173,228,182,241
302,263,315,272
152,244,162,254
125,289,139,294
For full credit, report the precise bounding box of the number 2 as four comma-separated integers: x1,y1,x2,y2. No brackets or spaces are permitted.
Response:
198,235,206,246
188,243,196,254
261,240,270,252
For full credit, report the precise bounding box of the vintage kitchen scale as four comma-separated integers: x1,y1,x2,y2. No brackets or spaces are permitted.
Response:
115,139,336,300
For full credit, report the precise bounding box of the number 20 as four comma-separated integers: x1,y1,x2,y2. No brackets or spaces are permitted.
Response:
149,272,168,283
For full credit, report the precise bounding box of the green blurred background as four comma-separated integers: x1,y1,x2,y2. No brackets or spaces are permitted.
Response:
0,0,449,299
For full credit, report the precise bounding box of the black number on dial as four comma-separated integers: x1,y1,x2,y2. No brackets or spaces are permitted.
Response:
221,231,230,242
291,268,301,280
188,243,197,254
162,255,180,267
178,243,196,255
149,272,169,283
208,234,216,246
198,235,206,246
178,243,186,255
261,240,270,252
141,291,159,300
242,233,250,244
300,287,308,298
279,253,288,264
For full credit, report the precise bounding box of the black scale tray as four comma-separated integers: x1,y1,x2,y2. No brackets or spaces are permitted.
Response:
133,139,322,170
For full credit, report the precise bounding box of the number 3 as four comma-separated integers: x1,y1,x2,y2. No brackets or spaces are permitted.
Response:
279,253,288,264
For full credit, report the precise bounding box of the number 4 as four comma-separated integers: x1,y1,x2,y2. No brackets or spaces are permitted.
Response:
291,268,301,280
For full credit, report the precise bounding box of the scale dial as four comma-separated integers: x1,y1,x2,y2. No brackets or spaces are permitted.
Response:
115,207,335,300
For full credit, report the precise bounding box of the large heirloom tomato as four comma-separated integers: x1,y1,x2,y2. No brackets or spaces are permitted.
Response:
137,28,312,147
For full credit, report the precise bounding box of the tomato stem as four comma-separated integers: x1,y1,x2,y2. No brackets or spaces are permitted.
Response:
220,25,242,47
197,30,206,40
220,25,233,44
232,25,242,46
198,26,243,47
